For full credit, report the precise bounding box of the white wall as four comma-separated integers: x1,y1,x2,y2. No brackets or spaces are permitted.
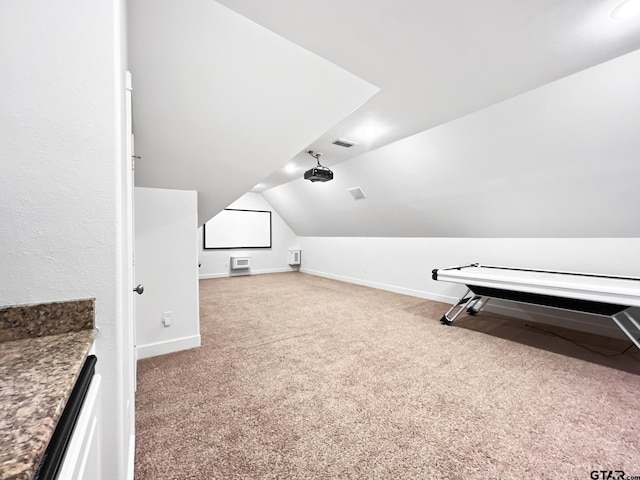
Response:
199,192,299,278
0,1,132,478
135,188,201,359
299,237,640,338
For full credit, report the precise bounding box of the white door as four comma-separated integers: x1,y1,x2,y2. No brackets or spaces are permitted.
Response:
125,70,137,465
134,187,201,359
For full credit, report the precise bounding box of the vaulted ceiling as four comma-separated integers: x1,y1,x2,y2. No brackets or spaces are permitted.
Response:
264,48,640,237
217,0,640,189
129,0,640,236
128,0,378,225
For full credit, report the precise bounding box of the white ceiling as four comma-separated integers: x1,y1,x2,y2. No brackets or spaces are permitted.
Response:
263,47,640,237
214,0,640,191
130,0,640,237
128,0,378,225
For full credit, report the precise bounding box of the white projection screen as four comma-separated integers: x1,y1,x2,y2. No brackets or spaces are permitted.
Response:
203,209,272,249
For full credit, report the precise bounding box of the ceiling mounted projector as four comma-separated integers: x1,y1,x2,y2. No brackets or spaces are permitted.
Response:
304,150,333,182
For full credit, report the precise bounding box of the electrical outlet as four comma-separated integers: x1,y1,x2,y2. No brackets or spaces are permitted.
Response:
162,311,172,327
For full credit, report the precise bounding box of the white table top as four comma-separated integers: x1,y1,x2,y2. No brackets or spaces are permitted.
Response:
435,264,640,308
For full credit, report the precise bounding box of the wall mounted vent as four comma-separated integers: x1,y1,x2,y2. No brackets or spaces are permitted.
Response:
347,187,367,200
231,256,251,269
288,249,301,265
333,138,358,148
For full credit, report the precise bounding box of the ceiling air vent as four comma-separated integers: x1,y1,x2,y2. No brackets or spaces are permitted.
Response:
333,138,358,148
348,187,367,200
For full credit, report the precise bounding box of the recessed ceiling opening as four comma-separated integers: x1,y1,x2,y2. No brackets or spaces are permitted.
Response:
333,138,358,148
348,187,367,200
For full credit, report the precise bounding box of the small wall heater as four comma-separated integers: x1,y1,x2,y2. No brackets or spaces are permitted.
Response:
288,250,301,266
230,256,251,270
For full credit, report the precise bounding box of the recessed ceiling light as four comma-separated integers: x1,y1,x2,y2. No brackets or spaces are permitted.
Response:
351,122,386,143
611,0,640,19
284,162,298,174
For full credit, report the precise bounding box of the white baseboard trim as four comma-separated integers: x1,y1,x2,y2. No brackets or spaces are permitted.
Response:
136,334,201,359
199,272,228,279
127,433,135,480
299,268,453,304
199,267,294,280
299,268,626,339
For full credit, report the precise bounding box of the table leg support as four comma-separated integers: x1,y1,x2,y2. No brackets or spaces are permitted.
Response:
611,310,640,350
440,289,484,325
467,297,490,316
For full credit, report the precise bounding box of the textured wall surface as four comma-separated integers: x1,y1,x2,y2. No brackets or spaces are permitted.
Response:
0,1,131,478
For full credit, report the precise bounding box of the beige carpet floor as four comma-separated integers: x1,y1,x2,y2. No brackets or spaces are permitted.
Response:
135,272,640,479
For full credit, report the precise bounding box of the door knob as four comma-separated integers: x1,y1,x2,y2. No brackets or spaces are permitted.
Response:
133,284,144,295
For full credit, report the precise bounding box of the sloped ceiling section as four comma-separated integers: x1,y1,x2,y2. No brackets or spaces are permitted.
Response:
263,48,640,238
128,0,379,225
216,0,640,190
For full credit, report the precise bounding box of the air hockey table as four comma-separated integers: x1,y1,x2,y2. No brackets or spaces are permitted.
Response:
432,263,640,350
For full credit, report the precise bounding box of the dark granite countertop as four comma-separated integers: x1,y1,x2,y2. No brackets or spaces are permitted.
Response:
0,300,95,480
